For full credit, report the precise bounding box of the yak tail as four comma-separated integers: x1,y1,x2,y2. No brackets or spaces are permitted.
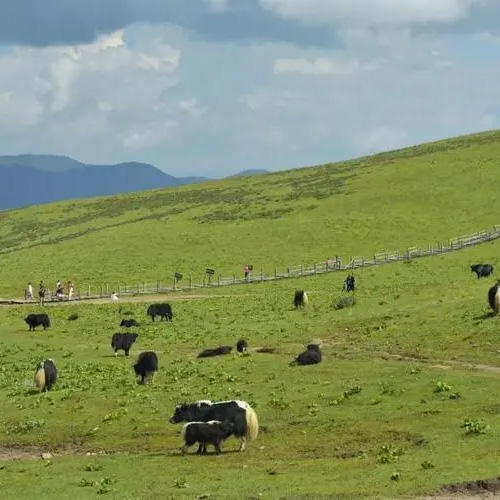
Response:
245,405,259,442
495,289,500,315
34,366,45,390
303,292,309,305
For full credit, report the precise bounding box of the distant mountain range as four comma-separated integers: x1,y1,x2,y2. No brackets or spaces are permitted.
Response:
0,155,269,210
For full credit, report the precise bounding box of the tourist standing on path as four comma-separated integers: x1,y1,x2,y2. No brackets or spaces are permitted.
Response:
39,281,46,306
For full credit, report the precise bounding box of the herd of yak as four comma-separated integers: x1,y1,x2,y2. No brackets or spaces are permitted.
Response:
24,291,315,456
23,264,499,456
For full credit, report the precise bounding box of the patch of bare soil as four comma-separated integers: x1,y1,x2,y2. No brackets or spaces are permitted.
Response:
0,444,114,462
0,445,52,461
419,477,500,499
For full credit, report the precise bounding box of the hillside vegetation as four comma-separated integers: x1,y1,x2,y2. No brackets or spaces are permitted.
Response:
1,130,500,297
2,130,500,498
1,239,500,498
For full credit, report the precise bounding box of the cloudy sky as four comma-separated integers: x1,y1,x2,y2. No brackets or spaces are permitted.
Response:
1,0,499,177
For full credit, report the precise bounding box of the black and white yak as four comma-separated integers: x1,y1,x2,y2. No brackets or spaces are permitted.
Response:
181,420,235,455
236,339,248,353
133,351,158,384
290,344,322,366
294,290,308,309
488,281,500,315
34,359,58,392
111,332,138,356
25,313,50,331
169,399,259,452
147,303,173,322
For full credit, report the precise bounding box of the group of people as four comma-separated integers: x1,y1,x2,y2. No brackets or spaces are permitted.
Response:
25,280,75,304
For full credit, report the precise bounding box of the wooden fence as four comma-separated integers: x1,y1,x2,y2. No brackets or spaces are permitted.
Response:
9,224,500,305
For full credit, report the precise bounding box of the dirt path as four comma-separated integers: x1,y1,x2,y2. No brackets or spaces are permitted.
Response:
380,352,500,375
0,292,249,307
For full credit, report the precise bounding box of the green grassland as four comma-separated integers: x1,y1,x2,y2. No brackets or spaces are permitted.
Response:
1,130,500,297
1,237,500,498
2,130,500,499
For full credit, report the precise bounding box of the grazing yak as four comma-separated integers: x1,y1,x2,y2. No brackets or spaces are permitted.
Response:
34,359,58,392
169,399,259,453
197,346,233,358
147,303,173,322
120,318,140,328
290,344,322,366
237,339,248,353
181,420,235,455
25,313,50,331
133,351,158,384
111,333,138,356
471,264,494,279
294,290,308,309
488,281,500,315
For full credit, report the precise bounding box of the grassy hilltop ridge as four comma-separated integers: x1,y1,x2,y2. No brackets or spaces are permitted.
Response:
0,130,500,296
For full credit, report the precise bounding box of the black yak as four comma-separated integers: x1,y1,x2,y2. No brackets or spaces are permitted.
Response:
147,303,173,322
197,346,233,358
170,399,259,452
290,344,322,366
181,420,235,455
133,351,158,384
111,333,138,356
25,313,50,331
34,359,58,392
120,318,140,328
236,339,248,353
471,264,494,279
294,290,308,309
488,281,500,315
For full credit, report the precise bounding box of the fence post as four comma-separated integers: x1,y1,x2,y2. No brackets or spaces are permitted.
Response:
301,264,303,275
106,284,109,296
233,273,236,284
314,264,317,275
173,278,176,291
100,286,103,297
287,267,290,277
261,268,263,281
218,275,221,287
189,275,192,289
203,278,206,288
87,285,90,297
275,268,277,279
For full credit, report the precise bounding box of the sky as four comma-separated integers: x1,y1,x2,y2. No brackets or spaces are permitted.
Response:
1,0,500,177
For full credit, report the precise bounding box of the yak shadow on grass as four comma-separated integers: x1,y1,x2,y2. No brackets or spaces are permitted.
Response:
474,312,498,321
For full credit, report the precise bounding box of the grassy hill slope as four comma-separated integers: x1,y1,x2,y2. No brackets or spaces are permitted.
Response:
1,239,500,498
1,129,499,296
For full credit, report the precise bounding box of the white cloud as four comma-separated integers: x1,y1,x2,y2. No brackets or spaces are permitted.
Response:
0,29,189,156
1,15,500,178
203,0,229,12
273,56,381,76
121,121,178,150
260,0,482,26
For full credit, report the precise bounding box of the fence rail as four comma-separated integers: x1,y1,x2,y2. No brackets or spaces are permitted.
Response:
7,224,500,305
